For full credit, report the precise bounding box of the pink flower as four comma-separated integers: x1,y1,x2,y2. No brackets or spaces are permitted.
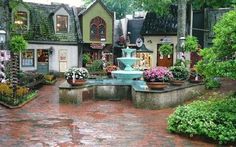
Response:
144,66,173,82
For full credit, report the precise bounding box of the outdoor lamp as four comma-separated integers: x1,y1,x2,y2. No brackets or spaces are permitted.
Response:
0,30,6,50
100,38,106,47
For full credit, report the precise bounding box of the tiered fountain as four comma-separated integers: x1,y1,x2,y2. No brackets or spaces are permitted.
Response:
112,47,143,80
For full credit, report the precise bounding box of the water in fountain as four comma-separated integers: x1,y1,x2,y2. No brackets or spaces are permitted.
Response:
111,47,143,80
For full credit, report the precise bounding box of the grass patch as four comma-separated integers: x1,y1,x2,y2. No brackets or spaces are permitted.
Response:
167,94,236,145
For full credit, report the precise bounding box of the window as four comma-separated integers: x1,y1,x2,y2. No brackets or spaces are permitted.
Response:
21,50,34,67
90,17,106,41
14,11,28,30
56,15,68,33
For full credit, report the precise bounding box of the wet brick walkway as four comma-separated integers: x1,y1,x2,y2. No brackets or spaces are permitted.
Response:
0,79,235,147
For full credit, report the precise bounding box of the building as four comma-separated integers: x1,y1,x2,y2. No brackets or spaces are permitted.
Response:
12,2,82,73
78,0,114,63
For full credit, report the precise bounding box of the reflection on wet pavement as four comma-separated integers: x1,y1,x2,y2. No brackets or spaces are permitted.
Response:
0,80,219,147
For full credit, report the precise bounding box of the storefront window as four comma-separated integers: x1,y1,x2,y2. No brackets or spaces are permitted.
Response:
56,15,68,33
21,49,34,67
136,53,152,69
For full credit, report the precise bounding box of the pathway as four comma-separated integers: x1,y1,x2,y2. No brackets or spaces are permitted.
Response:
0,79,235,147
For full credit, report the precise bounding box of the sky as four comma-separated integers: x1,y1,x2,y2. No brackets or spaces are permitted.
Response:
23,0,84,7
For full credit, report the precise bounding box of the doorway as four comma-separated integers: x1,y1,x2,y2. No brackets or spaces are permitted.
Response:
37,49,49,74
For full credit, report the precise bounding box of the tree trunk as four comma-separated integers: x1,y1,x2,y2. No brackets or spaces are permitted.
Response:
177,0,187,52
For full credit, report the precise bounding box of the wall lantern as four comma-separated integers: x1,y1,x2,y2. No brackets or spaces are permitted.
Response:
100,38,106,47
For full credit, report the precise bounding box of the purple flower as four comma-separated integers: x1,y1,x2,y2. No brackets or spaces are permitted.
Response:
143,66,173,82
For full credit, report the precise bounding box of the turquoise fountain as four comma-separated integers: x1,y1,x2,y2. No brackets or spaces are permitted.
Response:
112,47,143,79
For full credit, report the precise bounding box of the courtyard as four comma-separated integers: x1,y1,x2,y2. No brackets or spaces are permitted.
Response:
0,79,235,146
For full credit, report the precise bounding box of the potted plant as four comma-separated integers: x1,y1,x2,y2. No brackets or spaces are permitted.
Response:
159,43,173,56
170,66,189,86
189,68,203,83
64,67,89,86
105,65,117,78
143,66,173,89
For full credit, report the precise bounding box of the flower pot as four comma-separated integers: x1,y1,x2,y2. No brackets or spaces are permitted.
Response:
67,79,86,86
146,82,167,90
171,80,185,86
189,79,202,83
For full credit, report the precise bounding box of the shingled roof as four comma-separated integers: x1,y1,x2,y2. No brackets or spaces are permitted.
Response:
127,19,144,44
17,2,81,42
141,5,178,35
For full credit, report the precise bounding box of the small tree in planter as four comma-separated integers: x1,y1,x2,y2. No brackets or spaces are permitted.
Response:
9,35,27,98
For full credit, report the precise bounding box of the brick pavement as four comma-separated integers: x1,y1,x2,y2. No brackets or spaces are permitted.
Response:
0,79,235,147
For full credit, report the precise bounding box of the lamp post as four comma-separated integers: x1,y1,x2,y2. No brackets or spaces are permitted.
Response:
0,30,6,50
100,38,106,68
179,36,186,67
0,29,6,83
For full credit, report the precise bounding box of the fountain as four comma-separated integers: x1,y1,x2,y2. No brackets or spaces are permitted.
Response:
112,47,143,80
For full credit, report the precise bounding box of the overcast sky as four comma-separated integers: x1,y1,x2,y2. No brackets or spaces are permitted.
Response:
23,0,84,7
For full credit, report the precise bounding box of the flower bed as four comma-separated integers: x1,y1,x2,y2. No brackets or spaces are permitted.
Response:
0,83,38,107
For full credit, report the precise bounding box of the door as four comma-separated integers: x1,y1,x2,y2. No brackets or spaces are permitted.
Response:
59,49,68,72
37,49,49,74
157,44,173,67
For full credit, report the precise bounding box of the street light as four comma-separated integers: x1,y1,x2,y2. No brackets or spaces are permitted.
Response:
0,30,6,50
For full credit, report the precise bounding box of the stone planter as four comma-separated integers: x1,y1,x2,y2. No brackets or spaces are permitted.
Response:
146,82,168,90
67,79,86,86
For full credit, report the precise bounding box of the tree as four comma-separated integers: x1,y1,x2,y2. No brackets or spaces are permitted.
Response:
196,10,236,88
1,0,26,98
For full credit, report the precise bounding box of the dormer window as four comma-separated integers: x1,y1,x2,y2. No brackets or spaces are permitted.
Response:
56,15,68,33
90,16,106,41
14,11,28,30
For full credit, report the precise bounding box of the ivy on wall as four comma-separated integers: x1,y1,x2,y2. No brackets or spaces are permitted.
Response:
11,3,77,42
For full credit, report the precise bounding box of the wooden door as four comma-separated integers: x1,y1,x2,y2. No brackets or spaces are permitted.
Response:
156,44,173,67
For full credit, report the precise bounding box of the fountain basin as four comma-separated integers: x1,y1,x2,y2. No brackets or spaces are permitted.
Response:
112,70,143,80
117,57,140,71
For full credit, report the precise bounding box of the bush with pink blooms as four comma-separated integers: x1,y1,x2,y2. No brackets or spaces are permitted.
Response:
143,66,173,82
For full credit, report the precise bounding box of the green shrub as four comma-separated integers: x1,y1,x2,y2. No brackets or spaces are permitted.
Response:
184,36,198,52
82,53,91,67
167,95,236,144
9,35,27,53
170,66,189,80
87,60,103,72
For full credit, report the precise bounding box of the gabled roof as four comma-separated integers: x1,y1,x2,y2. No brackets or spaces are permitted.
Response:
51,4,71,15
78,0,113,17
127,19,144,44
141,5,178,35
